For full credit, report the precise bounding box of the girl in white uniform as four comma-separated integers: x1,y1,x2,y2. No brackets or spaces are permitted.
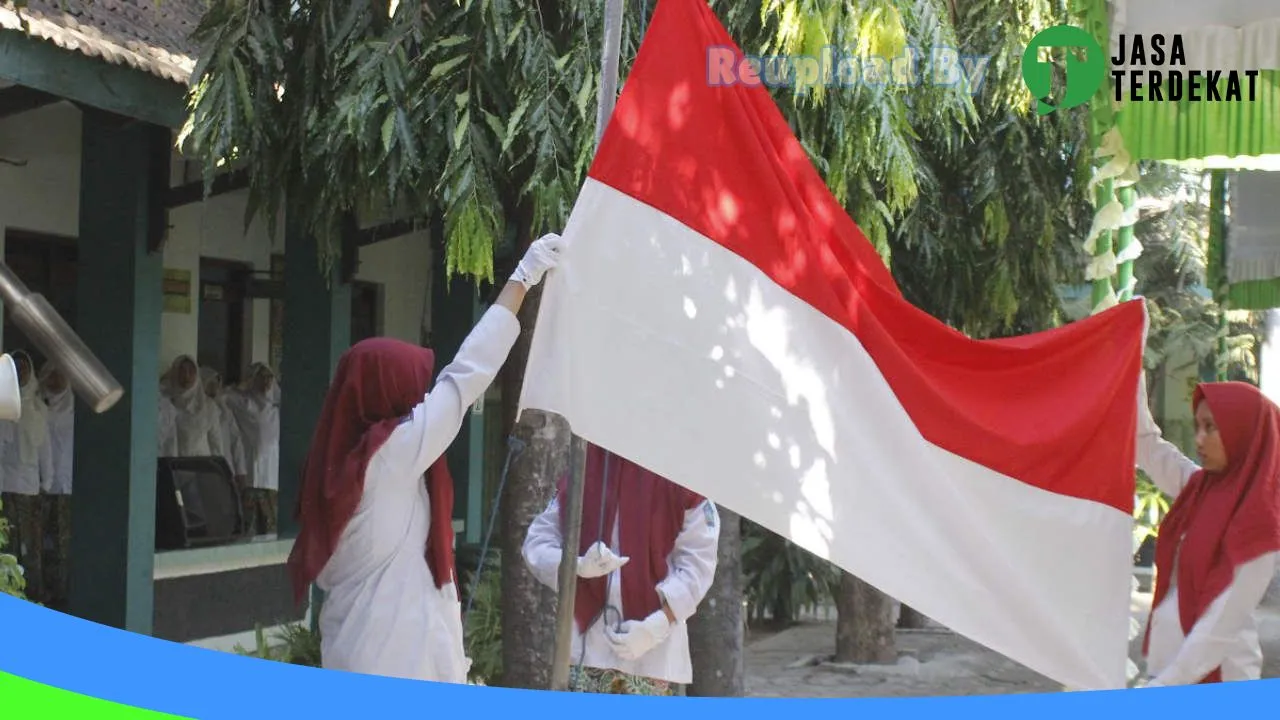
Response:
163,355,224,459
38,361,74,606
157,391,179,458
200,366,248,489
1135,378,1280,686
0,350,51,602
522,443,720,694
224,363,280,535
285,233,562,682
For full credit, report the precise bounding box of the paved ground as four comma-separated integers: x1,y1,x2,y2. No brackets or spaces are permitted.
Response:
743,584,1280,698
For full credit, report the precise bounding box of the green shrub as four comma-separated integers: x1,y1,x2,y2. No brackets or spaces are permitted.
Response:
233,622,321,667
462,551,502,685
0,497,27,600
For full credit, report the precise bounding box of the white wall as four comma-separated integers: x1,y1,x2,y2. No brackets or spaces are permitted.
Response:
0,101,431,365
0,102,81,347
356,229,432,344
0,102,81,239
160,190,281,372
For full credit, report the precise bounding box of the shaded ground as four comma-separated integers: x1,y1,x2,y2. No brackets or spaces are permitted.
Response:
744,584,1280,698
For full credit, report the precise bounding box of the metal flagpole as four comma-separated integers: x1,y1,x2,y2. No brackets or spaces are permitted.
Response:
548,0,627,692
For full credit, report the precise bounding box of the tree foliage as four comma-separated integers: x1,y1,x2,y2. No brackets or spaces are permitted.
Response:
179,0,1025,299
1132,163,1265,382
182,0,607,283
884,0,1093,337
714,0,1097,338
0,497,26,600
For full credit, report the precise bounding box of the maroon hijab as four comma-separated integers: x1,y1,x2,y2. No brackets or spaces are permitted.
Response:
1143,381,1280,683
286,338,457,605
558,443,705,632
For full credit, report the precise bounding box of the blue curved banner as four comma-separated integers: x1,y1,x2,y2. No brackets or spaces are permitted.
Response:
0,594,1275,717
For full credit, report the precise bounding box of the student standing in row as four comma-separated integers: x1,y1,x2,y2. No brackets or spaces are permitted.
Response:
0,350,51,602
38,361,73,607
226,363,280,535
201,366,249,495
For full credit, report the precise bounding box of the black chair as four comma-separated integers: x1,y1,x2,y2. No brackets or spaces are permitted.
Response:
155,456,247,551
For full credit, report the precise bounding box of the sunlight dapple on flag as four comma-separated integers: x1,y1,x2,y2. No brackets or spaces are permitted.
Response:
519,0,1146,690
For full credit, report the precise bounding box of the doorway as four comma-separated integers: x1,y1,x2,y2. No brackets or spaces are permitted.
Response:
350,281,383,345
197,258,252,385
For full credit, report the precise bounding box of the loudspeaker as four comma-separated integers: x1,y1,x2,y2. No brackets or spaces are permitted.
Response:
155,456,247,551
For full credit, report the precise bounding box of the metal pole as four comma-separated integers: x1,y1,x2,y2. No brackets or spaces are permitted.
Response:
1209,170,1230,381
0,260,124,413
593,2,626,149
548,0,626,692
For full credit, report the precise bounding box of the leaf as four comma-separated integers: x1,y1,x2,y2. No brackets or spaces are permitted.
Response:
430,54,469,80
502,95,529,154
432,35,471,51
482,110,505,144
575,72,594,117
381,112,396,153
396,109,420,165
453,109,471,150
504,16,526,49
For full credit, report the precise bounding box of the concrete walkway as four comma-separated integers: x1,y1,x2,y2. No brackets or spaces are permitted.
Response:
744,589,1280,698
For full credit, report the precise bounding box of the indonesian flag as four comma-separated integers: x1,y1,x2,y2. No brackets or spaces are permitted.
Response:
520,0,1146,690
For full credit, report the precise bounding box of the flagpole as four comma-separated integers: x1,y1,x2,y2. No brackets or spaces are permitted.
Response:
548,0,627,693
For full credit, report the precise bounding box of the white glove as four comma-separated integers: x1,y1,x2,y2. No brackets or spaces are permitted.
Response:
510,233,565,289
576,541,629,579
604,608,673,661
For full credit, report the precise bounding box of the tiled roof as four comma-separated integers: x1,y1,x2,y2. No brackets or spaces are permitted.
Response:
0,0,203,85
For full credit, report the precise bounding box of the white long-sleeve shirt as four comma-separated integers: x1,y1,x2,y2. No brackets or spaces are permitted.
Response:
171,393,223,459
316,305,520,683
209,397,248,477
1135,378,1278,684
42,390,74,495
0,393,52,497
224,388,280,491
522,495,720,684
158,397,179,458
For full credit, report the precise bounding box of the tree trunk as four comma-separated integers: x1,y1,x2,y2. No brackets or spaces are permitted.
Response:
833,571,896,664
687,506,744,697
897,603,928,629
497,282,570,689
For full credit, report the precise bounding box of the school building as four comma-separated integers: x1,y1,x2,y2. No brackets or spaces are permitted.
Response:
0,0,508,651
